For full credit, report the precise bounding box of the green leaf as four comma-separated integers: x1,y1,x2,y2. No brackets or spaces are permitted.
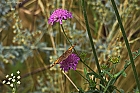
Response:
122,71,127,77
84,68,87,76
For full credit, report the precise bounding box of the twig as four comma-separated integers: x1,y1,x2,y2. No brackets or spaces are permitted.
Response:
21,65,50,79
62,71,79,91
18,0,30,8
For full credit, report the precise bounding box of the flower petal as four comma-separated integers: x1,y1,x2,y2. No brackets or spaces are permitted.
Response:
48,9,72,25
59,53,80,72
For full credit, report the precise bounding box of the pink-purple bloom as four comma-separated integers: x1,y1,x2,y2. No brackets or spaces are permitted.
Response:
48,9,72,25
59,53,80,72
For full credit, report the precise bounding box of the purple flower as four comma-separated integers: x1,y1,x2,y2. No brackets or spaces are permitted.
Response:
48,9,72,25
59,53,80,72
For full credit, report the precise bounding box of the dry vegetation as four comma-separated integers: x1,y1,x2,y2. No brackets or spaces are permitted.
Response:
0,0,140,93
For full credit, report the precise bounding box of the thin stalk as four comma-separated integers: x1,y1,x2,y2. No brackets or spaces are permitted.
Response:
62,71,79,91
81,0,101,74
60,25,72,46
75,70,89,83
60,25,106,83
110,0,140,91
81,0,106,90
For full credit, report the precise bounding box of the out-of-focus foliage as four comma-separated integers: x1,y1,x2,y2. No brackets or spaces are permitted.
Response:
0,0,140,93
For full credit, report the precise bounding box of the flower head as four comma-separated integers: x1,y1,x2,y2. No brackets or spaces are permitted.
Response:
59,53,80,72
2,71,21,88
48,9,72,25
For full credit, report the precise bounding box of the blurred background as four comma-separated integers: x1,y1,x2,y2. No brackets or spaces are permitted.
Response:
0,0,140,92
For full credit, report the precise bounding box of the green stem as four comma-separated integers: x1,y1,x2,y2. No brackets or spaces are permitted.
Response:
81,0,106,90
75,70,89,82
110,0,140,91
60,24,106,83
60,25,72,46
81,0,101,74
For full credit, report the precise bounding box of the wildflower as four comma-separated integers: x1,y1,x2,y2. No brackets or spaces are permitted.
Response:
59,53,80,72
3,71,21,88
2,80,6,84
8,78,12,81
7,82,10,84
10,84,14,87
12,79,16,82
13,76,15,79
17,81,21,84
11,73,13,76
48,9,72,25
17,71,20,74
6,75,9,78
109,56,120,64
17,76,21,79
101,63,109,69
